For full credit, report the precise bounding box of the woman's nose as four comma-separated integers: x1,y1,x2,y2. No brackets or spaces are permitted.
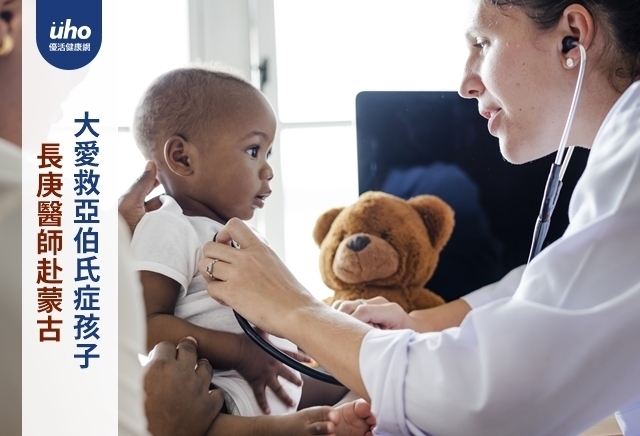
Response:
458,61,484,99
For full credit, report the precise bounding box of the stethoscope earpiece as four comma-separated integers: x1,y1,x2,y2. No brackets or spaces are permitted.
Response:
562,36,579,54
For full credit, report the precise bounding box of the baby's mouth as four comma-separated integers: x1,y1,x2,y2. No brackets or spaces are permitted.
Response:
253,191,271,208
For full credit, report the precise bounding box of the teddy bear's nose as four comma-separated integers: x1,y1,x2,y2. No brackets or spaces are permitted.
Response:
347,235,371,252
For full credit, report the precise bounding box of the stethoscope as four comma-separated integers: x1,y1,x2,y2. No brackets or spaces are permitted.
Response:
234,312,342,385
528,37,587,263
233,38,587,387
213,235,344,385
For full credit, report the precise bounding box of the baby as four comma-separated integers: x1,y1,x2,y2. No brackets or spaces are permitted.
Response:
129,67,374,436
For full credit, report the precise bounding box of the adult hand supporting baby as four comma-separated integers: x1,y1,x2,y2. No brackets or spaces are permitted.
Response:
118,161,162,234
198,218,374,401
144,337,224,436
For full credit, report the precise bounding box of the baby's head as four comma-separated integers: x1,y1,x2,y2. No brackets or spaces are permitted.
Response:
133,67,277,223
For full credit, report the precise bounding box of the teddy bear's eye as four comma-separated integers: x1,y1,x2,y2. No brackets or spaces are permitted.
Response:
380,231,389,240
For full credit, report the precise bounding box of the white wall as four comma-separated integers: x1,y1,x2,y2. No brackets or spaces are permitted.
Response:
187,0,286,259
189,0,251,78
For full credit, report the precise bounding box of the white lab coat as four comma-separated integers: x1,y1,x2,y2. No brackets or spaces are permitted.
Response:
360,80,640,436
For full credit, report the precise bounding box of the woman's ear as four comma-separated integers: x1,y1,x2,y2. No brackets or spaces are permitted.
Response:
163,136,194,176
556,4,596,60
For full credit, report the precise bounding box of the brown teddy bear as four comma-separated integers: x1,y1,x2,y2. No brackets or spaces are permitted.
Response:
313,191,455,313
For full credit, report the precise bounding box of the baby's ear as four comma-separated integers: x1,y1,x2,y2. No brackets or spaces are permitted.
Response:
164,136,193,176
313,207,343,246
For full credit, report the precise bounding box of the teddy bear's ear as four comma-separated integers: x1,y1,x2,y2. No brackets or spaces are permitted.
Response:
313,207,344,246
407,195,455,250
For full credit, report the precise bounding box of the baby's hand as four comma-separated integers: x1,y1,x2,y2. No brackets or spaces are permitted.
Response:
235,332,303,414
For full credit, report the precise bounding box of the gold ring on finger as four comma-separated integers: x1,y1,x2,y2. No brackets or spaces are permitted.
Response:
206,259,218,280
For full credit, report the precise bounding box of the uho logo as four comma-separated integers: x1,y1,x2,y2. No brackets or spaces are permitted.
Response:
50,19,92,40
36,0,102,70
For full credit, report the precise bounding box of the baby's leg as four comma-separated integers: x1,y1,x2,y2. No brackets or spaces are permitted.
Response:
207,406,339,436
333,399,376,436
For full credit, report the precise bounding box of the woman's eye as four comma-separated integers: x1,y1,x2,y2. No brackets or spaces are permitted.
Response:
266,149,272,160
246,146,259,158
474,38,488,50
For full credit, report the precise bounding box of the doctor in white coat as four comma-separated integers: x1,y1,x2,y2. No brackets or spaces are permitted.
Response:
196,1,640,435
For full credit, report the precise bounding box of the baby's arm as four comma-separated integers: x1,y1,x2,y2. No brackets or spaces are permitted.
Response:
140,270,245,370
140,270,301,413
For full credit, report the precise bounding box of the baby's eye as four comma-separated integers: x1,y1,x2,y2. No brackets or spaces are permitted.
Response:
266,149,272,160
246,146,259,158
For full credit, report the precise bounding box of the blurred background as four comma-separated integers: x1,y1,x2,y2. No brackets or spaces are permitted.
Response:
54,0,481,300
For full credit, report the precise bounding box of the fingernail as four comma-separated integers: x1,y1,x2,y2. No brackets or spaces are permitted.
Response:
144,161,153,171
183,336,198,346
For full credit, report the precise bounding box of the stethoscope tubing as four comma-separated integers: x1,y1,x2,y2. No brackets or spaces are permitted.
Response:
211,232,344,385
528,42,587,263
234,311,343,385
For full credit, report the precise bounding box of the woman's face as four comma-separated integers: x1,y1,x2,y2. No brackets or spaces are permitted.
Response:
0,0,22,66
0,0,22,145
459,0,575,164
